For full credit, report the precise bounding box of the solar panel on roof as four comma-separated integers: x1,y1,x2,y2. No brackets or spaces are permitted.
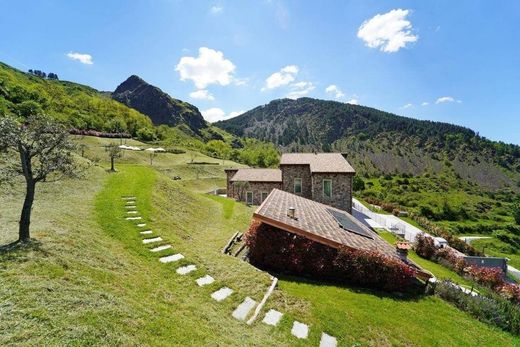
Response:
326,208,374,239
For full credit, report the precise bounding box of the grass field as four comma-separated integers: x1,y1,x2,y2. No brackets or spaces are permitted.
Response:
1,136,519,346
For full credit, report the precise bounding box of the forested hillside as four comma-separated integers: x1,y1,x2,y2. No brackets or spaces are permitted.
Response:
216,98,520,191
0,62,154,138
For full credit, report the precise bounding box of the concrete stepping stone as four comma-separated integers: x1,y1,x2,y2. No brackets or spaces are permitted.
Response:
140,230,153,235
143,237,162,244
176,265,197,275
159,254,184,263
196,275,215,286
122,197,136,200
211,287,233,302
291,321,309,339
126,216,142,220
232,297,257,321
127,211,138,214
150,244,172,252
320,333,337,347
125,205,137,209
262,309,283,326
137,223,146,227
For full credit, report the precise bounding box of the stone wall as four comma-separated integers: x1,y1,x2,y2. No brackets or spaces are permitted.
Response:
229,181,282,205
225,169,238,199
280,164,312,199
310,173,353,213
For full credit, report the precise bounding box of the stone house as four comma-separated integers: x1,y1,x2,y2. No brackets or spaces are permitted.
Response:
226,153,355,212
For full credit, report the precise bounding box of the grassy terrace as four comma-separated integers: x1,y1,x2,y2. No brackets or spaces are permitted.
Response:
1,136,519,346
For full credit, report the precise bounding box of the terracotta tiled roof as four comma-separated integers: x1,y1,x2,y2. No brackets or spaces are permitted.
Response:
230,168,282,182
280,153,355,173
254,189,398,259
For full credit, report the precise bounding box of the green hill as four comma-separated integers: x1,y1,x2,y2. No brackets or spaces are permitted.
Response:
1,136,518,346
216,98,520,192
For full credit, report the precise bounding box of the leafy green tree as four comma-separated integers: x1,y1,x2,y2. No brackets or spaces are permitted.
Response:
14,100,43,117
353,176,365,191
105,143,122,172
0,114,78,242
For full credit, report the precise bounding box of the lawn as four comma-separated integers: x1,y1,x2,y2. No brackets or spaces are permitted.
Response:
1,136,519,346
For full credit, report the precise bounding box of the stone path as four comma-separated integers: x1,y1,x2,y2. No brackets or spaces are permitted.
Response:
291,321,309,339
211,287,234,302
262,309,283,326
177,264,197,275
121,195,337,346
320,333,337,347
232,297,257,321
150,244,172,252
143,236,162,244
160,254,184,263
196,275,215,286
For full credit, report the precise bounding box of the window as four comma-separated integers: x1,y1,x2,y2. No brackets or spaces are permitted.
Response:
261,192,269,202
294,178,302,194
246,191,253,205
323,179,332,198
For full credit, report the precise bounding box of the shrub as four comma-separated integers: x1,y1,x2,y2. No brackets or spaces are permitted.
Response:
245,221,418,292
433,280,520,336
465,266,504,288
415,234,436,259
513,202,520,225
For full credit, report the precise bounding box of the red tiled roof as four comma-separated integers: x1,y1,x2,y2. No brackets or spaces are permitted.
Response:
254,189,398,259
280,153,355,173
230,168,282,183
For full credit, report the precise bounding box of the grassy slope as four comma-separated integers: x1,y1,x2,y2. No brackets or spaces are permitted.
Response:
1,136,518,346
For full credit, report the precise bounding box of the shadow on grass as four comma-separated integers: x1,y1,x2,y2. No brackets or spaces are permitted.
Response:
272,272,427,302
0,238,44,264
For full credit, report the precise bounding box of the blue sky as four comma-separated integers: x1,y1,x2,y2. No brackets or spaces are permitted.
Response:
1,0,519,144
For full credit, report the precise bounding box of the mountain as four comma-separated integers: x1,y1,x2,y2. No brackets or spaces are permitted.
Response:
216,98,520,191
112,75,206,132
0,62,152,136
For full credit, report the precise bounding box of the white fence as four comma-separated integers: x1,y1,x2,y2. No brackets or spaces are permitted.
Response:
352,199,427,243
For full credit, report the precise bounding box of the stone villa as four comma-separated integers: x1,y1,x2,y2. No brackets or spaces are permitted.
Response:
225,153,355,212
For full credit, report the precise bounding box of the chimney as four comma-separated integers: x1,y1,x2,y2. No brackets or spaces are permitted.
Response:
287,207,296,219
396,241,411,260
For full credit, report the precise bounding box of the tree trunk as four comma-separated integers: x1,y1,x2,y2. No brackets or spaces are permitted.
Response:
111,156,115,171
19,180,36,242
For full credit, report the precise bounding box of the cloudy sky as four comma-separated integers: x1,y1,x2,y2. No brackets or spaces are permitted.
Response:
1,1,519,144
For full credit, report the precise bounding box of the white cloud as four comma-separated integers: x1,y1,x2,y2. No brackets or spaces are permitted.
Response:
201,108,226,122
202,108,244,123
176,47,236,89
325,84,345,99
210,5,223,14
436,96,457,104
189,89,215,101
346,98,359,105
421,101,429,106
357,9,418,53
228,110,245,118
66,52,93,65
287,81,315,99
262,65,299,90
402,103,413,109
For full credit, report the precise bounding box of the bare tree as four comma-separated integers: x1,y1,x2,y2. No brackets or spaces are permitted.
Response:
105,143,122,172
0,115,78,242
149,151,157,166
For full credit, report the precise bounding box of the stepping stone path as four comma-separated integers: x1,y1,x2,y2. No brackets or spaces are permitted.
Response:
211,287,233,302
320,333,337,347
196,275,215,286
232,297,257,321
137,223,146,227
140,230,153,235
126,216,142,220
291,321,309,339
143,237,162,244
262,309,283,326
150,244,172,252
159,254,184,263
176,265,197,275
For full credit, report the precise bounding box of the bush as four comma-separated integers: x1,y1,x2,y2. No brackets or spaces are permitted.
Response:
433,280,520,336
245,221,418,292
415,234,436,259
513,202,520,225
353,176,365,191
465,266,504,288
